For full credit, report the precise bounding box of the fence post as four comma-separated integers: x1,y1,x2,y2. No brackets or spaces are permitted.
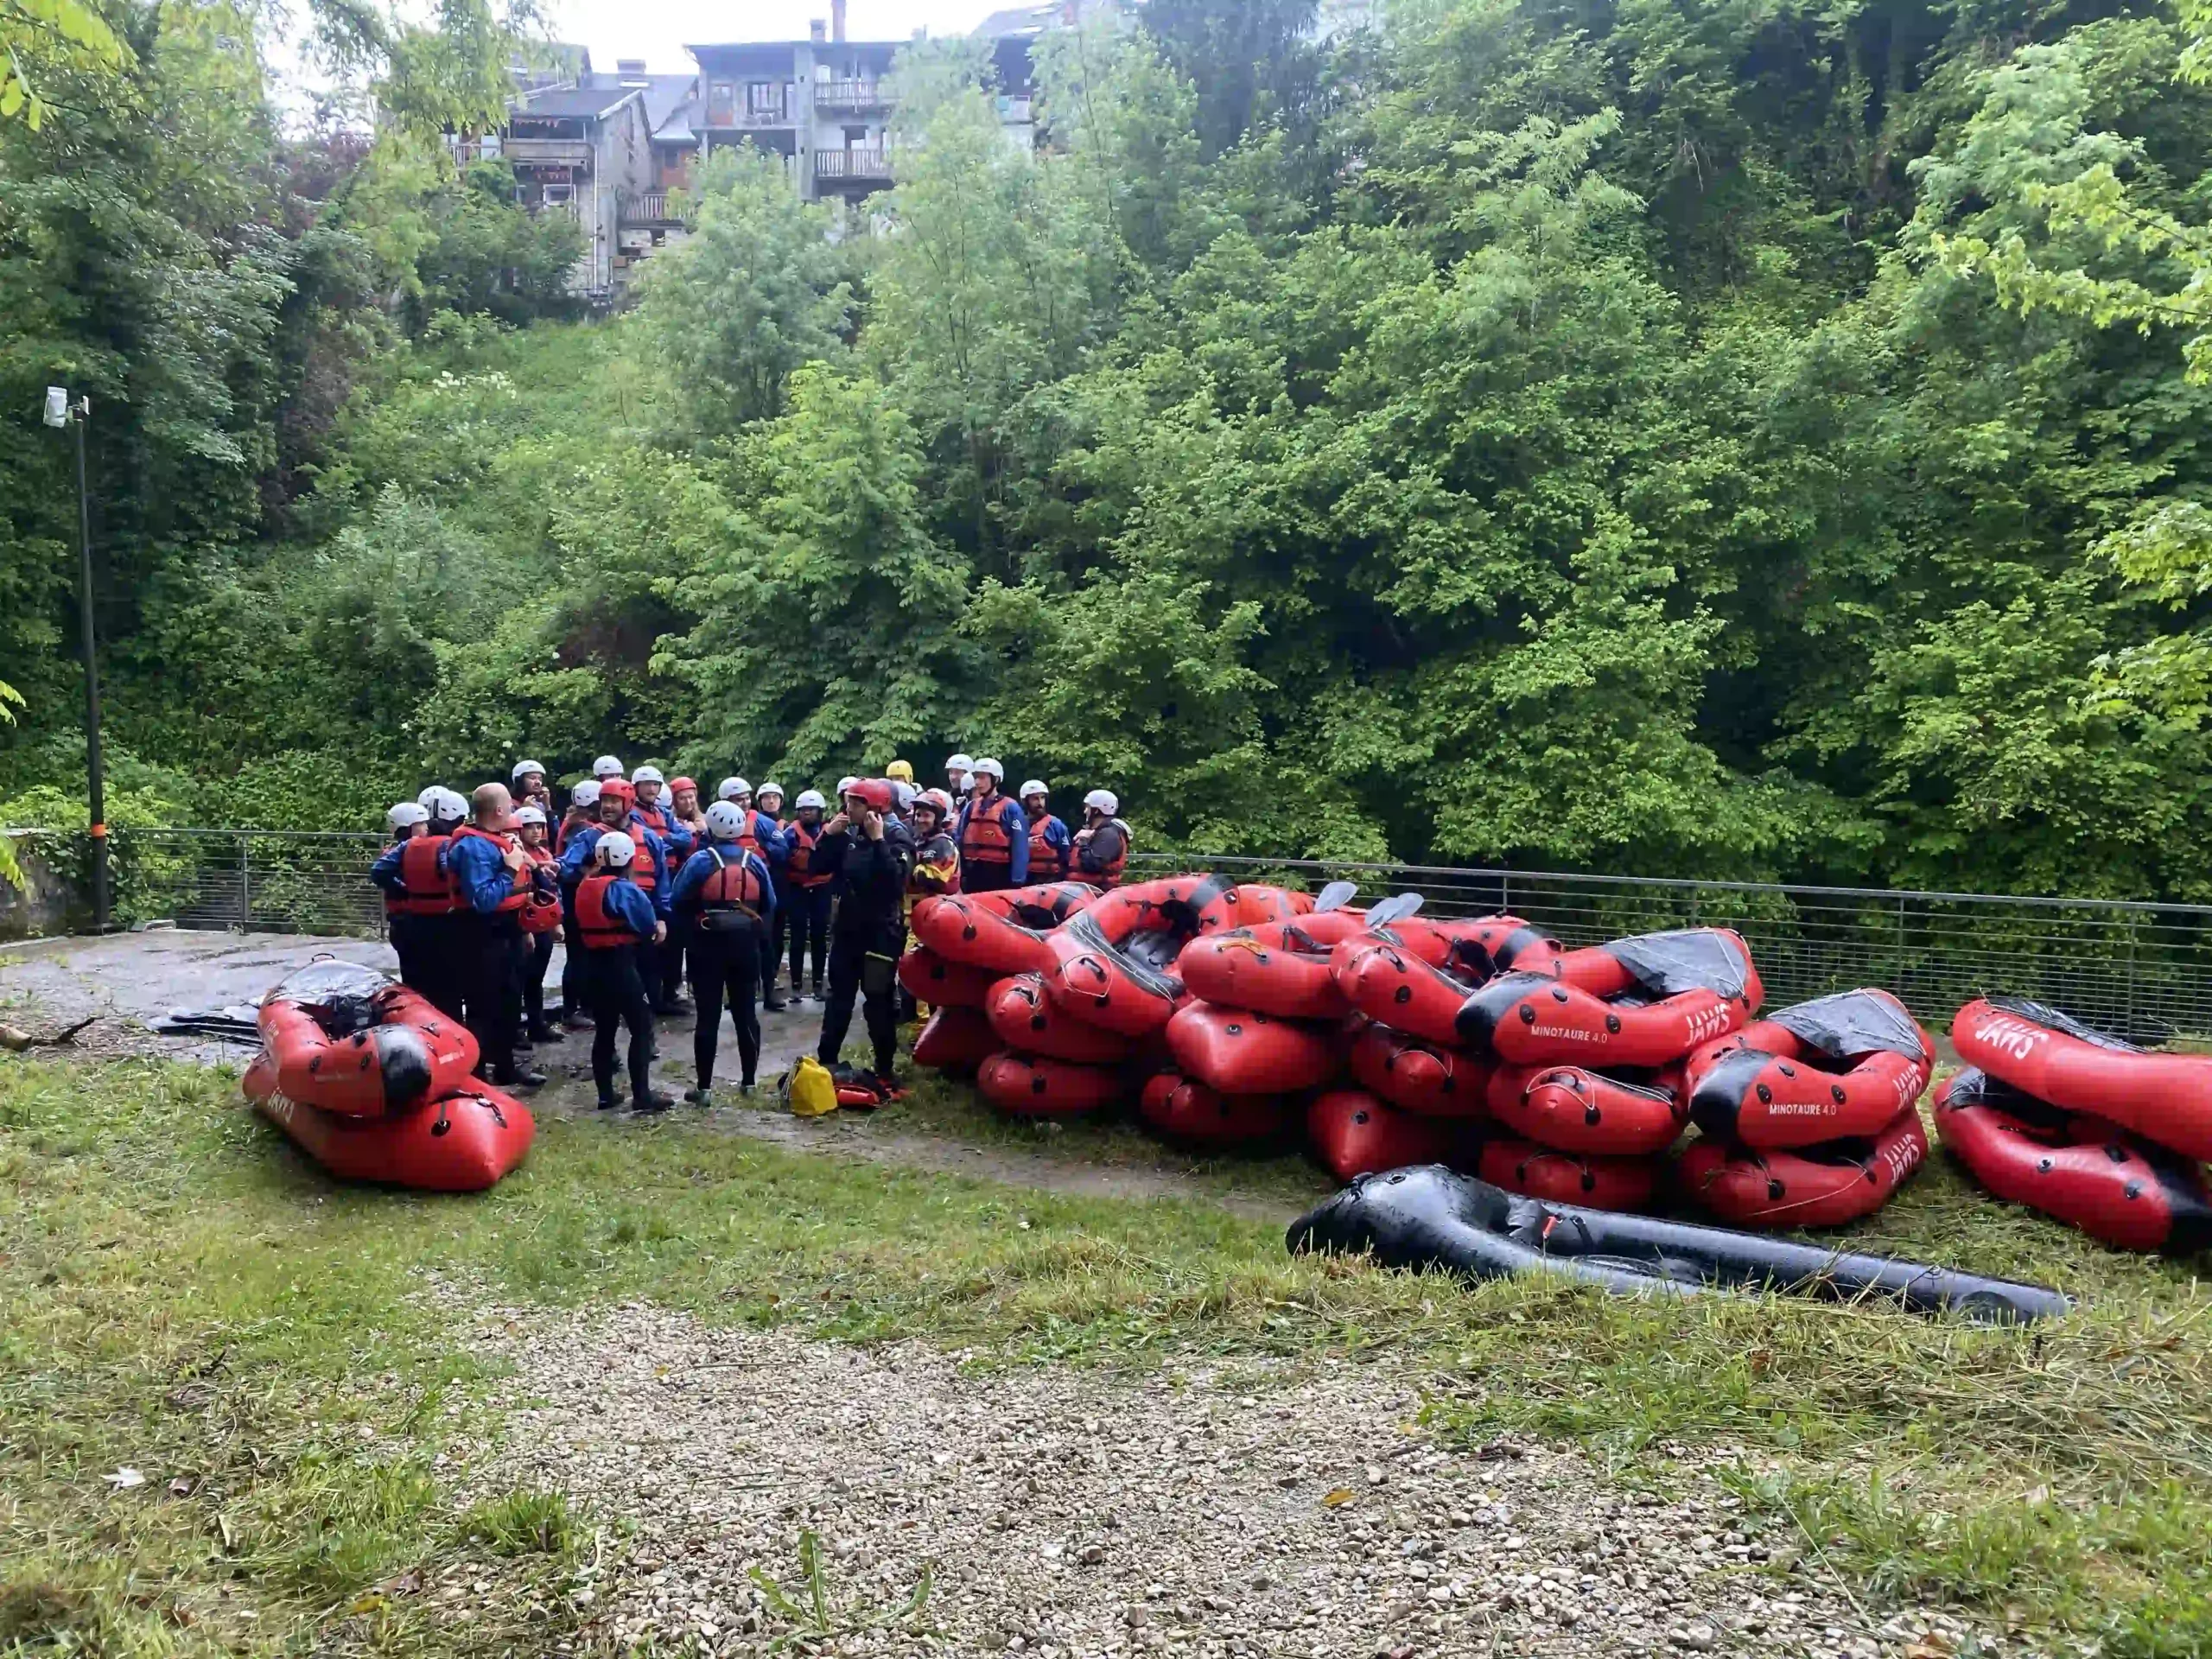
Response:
2126,912,2139,1035
1497,872,1510,917
238,835,251,931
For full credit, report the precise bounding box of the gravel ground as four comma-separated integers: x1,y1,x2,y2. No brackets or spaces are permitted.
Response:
456,1301,2005,1659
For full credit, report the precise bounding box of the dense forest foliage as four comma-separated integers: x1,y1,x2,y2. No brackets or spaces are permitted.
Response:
5,0,2212,898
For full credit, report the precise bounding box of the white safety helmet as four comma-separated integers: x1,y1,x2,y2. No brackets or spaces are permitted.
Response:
795,789,828,810
718,776,752,801
891,780,918,811
632,765,664,786
946,753,974,774
417,785,467,823
704,800,747,839
1019,779,1048,800
510,759,545,784
758,782,784,803
972,757,1004,781
1084,789,1119,815
513,804,547,828
386,801,429,830
835,776,859,797
592,755,624,779
594,830,638,868
570,779,602,808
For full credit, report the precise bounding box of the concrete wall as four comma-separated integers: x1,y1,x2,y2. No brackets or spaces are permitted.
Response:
0,836,87,941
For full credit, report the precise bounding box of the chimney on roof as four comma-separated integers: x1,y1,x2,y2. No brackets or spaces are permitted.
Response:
810,17,826,41
831,0,846,41
616,57,645,73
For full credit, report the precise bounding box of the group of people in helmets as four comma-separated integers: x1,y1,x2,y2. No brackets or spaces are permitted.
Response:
372,752,1131,1115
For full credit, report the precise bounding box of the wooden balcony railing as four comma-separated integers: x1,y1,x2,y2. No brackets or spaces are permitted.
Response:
815,148,891,181
620,190,682,224
815,78,889,110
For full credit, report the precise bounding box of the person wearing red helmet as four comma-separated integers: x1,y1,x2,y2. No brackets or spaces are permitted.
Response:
811,779,915,1090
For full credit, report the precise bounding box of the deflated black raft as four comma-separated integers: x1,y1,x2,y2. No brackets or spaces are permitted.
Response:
1288,1164,2068,1324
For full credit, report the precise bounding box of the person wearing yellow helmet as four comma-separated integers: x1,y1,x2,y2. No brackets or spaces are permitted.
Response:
886,760,915,785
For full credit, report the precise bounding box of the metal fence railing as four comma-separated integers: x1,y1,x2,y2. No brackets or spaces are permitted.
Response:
1125,855,2212,1043
98,828,389,938
13,832,2209,1040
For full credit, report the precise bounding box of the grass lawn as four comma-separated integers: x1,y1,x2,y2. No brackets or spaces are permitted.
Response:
3,1056,2210,1656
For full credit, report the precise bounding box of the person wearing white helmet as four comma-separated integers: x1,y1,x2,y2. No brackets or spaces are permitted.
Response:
509,760,551,818
944,753,975,805
385,801,429,839
442,783,547,1092
782,788,834,999
1018,780,1071,883
671,800,779,1101
751,784,796,1009
371,803,433,998
626,766,695,1011
593,754,625,781
562,779,683,1016
372,787,470,1017
512,804,563,1046
953,758,1028,894
1073,788,1131,889
716,776,751,804
574,830,672,1113
551,779,604,1031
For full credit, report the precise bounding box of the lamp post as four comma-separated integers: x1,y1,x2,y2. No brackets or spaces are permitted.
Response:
43,386,108,933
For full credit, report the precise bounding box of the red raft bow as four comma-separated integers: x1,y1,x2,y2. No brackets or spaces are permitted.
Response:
1953,995,2212,1163
250,960,478,1117
1044,874,1230,1037
910,881,1103,976
1936,1069,2212,1255
1458,929,1764,1068
1677,1104,1927,1229
1684,988,1933,1149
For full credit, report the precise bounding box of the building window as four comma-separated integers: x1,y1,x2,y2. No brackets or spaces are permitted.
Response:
709,80,734,123
842,124,867,148
747,80,783,118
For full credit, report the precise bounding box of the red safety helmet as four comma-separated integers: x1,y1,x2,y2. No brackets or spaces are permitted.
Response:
848,778,896,811
669,776,697,794
600,779,636,805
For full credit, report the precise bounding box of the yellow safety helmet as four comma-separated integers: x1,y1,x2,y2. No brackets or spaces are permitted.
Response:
886,759,916,783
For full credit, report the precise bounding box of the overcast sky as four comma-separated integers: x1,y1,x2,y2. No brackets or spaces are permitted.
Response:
543,0,1006,73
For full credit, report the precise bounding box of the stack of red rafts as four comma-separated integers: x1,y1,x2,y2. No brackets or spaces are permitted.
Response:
1936,997,2212,1254
906,880,1936,1228
241,962,535,1192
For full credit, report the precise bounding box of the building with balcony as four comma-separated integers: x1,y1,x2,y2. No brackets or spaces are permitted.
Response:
687,0,1051,205
501,54,702,296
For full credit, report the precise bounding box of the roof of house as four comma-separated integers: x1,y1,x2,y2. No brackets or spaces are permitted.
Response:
653,90,704,145
512,70,699,129
972,3,1063,36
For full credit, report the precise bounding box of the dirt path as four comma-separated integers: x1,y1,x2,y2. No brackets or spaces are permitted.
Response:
456,1300,1991,1659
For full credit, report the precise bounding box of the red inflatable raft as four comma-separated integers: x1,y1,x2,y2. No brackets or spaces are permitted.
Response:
246,1068,534,1192
1935,1070,2212,1255
912,1005,1001,1071
1177,924,1351,1020
1347,1022,1492,1120
910,881,1101,976
1477,1136,1656,1211
1953,996,2212,1162
1459,929,1762,1067
985,973,1134,1064
1306,1089,1464,1182
1166,1002,1341,1096
1685,989,1932,1150
976,1050,1126,1116
897,945,1001,1010
1485,1065,1686,1157
1677,1104,1927,1229
1045,874,1229,1037
255,966,478,1118
1138,1071,1291,1146
1332,936,1487,1048
1194,883,1314,934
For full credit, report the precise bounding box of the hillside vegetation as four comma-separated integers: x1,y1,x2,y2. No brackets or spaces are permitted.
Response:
5,0,2212,897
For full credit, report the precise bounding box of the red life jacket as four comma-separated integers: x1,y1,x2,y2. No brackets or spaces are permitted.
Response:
576,873,640,949
786,820,831,888
555,815,589,857
626,831,658,894
633,802,674,840
736,808,777,858
1027,817,1070,883
958,792,1017,870
449,823,531,912
517,840,562,932
391,835,464,917
697,848,767,913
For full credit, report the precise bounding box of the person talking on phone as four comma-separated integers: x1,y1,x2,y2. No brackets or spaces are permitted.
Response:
810,779,915,1092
